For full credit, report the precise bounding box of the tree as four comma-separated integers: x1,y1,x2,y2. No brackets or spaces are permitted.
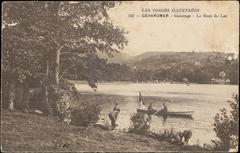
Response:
3,1,127,84
2,15,46,110
228,58,239,84
2,1,127,110
212,94,239,151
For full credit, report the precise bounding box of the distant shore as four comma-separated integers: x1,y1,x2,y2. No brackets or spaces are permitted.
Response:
70,80,235,85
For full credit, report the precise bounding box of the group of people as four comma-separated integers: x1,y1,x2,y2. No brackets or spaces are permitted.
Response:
107,92,193,145
139,91,168,114
147,103,168,113
108,92,168,129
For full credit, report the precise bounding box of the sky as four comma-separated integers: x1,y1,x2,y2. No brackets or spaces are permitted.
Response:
108,1,239,56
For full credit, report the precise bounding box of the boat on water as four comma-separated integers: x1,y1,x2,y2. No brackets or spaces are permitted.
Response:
137,108,194,118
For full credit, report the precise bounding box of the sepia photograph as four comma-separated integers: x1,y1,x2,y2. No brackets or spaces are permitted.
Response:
1,1,239,152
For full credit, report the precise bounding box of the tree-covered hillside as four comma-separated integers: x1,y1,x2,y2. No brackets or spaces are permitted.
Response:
70,51,238,84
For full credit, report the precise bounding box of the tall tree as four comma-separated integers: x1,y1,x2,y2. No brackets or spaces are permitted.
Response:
2,1,127,109
3,1,127,84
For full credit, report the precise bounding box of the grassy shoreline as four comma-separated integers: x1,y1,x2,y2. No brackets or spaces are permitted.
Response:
1,110,208,152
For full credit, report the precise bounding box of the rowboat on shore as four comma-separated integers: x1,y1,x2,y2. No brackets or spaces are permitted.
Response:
137,108,194,118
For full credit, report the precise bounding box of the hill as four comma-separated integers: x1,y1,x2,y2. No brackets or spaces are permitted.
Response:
106,51,235,68
98,52,133,64
107,52,133,64
101,51,238,84
127,51,235,69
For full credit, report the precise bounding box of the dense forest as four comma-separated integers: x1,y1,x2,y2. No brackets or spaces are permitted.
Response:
65,51,239,85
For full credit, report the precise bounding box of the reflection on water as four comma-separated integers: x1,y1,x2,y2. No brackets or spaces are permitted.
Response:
74,82,238,146
162,115,167,125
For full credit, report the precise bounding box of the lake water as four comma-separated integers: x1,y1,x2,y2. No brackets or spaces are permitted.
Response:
74,82,238,146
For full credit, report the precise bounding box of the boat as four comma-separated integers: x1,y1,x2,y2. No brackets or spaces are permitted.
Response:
137,108,194,118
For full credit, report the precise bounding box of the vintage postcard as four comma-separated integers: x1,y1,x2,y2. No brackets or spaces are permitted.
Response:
1,1,239,152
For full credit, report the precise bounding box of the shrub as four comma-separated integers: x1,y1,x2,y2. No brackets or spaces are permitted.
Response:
48,79,101,126
71,102,101,126
59,79,79,100
48,86,71,124
128,113,191,145
147,128,183,144
128,112,151,134
94,118,111,130
46,80,80,123
212,94,239,151
158,129,178,141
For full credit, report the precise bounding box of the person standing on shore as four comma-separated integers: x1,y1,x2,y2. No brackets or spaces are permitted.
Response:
109,108,120,130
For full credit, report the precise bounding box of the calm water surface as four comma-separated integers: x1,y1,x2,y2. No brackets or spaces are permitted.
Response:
74,82,238,146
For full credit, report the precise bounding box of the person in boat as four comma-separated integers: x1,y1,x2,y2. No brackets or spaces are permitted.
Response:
148,103,153,111
109,108,120,129
147,103,154,115
162,103,168,112
113,103,119,111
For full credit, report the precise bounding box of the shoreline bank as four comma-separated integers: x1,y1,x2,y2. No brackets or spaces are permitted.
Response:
1,110,208,152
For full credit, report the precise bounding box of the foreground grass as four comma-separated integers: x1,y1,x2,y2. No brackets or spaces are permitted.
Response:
1,110,208,152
